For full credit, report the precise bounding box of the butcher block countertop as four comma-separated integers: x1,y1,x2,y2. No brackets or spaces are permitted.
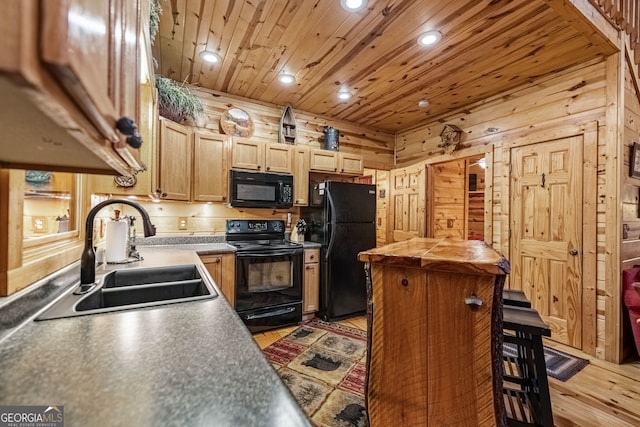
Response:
357,237,510,275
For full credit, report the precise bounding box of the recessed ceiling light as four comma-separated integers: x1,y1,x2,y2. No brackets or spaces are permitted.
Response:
418,99,430,108
337,91,352,101
278,73,296,84
417,31,442,47
200,50,221,64
341,0,367,12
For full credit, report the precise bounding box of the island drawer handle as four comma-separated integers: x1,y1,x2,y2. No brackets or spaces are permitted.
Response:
464,295,483,309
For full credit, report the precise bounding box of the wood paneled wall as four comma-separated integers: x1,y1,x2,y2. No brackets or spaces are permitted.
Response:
188,86,395,171
395,58,611,359
621,57,640,360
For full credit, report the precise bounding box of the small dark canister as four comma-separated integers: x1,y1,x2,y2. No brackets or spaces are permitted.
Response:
323,126,339,151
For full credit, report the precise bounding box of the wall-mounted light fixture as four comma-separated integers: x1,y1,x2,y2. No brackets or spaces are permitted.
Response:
418,99,430,108
200,50,221,64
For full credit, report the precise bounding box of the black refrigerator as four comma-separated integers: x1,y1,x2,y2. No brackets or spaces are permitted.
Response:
302,181,376,321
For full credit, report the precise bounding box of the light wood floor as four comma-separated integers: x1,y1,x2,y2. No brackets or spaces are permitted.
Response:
253,316,640,427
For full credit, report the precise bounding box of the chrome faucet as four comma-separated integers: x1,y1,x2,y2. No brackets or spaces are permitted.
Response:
79,199,156,290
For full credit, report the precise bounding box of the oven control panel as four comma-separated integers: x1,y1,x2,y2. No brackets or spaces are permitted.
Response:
226,219,285,234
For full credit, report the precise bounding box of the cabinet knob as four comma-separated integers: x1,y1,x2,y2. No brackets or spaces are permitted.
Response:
569,248,578,256
222,196,227,201
116,117,142,148
155,188,167,198
306,265,312,270
266,166,271,171
215,257,221,263
257,165,261,170
310,255,315,260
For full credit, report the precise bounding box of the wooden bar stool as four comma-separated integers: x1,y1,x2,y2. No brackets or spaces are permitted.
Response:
503,305,553,427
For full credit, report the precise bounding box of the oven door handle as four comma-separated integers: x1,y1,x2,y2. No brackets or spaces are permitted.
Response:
236,249,302,258
244,306,296,320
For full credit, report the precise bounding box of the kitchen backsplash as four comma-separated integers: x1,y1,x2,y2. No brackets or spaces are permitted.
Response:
90,197,299,237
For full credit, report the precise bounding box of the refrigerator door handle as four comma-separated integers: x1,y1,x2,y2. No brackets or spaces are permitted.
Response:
325,189,337,260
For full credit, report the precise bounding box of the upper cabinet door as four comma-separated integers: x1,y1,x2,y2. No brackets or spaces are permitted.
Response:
157,118,192,201
41,0,123,143
193,132,230,202
231,138,264,171
265,143,292,174
310,149,338,172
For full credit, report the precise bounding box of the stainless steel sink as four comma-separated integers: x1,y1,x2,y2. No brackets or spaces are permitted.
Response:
37,264,218,320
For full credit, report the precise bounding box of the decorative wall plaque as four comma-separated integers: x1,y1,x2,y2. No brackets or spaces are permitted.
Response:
438,124,463,155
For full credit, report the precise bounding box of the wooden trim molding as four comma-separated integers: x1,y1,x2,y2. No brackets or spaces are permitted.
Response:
604,51,625,362
582,121,599,356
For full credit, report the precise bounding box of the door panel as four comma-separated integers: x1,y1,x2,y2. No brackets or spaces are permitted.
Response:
511,136,582,348
389,165,425,242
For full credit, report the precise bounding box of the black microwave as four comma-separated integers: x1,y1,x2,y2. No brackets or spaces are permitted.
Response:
229,170,294,208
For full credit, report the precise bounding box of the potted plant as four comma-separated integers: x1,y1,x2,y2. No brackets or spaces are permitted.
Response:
155,75,204,125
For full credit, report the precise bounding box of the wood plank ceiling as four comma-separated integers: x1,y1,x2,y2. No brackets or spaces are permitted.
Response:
152,0,617,133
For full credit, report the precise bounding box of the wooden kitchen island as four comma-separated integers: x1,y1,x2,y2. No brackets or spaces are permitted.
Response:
358,238,509,427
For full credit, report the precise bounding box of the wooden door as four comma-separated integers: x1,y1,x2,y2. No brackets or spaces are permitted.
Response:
430,159,466,238
389,165,425,242
510,137,582,348
157,118,192,201
193,132,229,202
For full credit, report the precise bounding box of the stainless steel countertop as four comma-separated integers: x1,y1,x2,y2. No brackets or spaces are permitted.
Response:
0,246,310,427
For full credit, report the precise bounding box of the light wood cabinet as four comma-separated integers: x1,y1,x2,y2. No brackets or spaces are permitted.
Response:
193,132,229,202
339,152,364,175
87,80,158,196
0,0,148,175
156,118,230,202
265,143,293,174
303,248,320,314
293,147,310,206
310,149,339,173
200,253,236,306
231,138,293,174
157,118,193,201
309,149,364,175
